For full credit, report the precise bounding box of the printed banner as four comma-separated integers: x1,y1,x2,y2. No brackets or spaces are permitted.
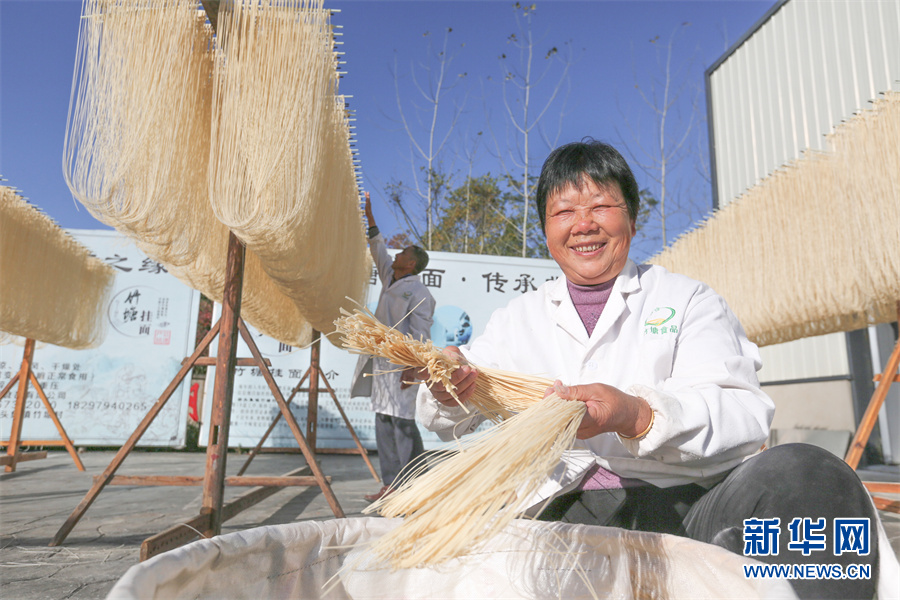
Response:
199,250,562,450
1,230,200,447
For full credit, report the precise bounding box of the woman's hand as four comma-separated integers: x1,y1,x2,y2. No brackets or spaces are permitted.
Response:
399,367,419,389
414,345,478,407
546,380,652,440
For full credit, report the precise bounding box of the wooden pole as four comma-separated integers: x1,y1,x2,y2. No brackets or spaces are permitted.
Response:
236,369,310,476
200,232,245,537
50,320,222,547
5,338,36,472
316,369,380,481
0,372,20,401
100,474,327,487
140,465,310,561
28,372,84,471
307,330,321,450
845,301,900,469
237,320,344,517
844,301,900,514
237,361,379,481
0,344,84,471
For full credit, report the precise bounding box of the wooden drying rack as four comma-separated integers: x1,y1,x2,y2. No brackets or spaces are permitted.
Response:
844,300,900,514
1,338,85,473
48,1,376,560
49,230,371,560
235,328,378,480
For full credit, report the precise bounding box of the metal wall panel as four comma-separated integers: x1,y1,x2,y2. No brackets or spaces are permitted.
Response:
708,0,900,207
757,331,850,382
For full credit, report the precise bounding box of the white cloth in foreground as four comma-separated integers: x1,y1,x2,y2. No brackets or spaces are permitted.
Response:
107,517,803,600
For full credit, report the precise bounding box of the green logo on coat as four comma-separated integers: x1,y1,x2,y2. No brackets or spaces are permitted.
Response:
643,307,678,335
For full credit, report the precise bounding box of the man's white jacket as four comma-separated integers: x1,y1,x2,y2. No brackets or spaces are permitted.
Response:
351,234,435,419
417,260,774,503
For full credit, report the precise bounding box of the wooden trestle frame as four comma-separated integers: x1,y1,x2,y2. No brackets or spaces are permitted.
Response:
49,233,346,560
236,329,379,481
48,0,372,559
844,300,900,514
1,338,85,473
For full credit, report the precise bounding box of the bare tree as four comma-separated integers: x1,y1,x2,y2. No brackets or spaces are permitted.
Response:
458,129,483,254
490,2,573,257
391,28,467,250
618,22,702,252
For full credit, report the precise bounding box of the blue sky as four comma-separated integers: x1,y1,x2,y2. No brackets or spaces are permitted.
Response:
0,0,772,261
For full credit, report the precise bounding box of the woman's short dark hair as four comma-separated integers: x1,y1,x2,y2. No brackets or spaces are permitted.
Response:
534,139,640,231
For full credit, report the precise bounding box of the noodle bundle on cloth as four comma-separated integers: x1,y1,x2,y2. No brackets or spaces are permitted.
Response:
651,93,900,347
0,187,114,349
335,308,587,570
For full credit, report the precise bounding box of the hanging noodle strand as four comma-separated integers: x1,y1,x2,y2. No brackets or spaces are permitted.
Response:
61,0,312,346
62,0,369,347
209,0,369,337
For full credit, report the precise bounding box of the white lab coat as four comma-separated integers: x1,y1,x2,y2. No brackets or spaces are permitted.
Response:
351,234,435,419
417,259,774,505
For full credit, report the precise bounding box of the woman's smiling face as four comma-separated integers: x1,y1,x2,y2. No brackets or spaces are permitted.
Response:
544,176,636,286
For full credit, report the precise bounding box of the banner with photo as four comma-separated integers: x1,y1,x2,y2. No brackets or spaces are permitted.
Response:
0,230,200,447
199,251,562,451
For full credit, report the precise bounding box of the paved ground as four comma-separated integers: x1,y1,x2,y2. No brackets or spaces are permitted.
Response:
1,450,898,600
1,449,380,600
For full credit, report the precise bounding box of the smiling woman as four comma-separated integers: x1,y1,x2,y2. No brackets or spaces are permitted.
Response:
415,139,886,600
543,178,635,286
536,140,640,286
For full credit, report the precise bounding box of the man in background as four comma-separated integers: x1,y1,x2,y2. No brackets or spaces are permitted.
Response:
350,192,436,503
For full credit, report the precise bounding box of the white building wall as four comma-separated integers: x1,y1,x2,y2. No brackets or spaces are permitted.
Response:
708,0,900,207
758,332,849,382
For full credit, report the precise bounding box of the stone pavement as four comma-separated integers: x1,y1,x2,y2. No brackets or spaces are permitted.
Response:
1,450,380,599
1,450,898,600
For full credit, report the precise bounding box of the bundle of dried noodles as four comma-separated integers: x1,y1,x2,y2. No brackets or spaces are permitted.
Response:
63,0,214,268
335,307,586,570
650,92,900,346
362,394,583,569
0,187,114,349
209,0,369,337
61,0,369,347
336,307,554,422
